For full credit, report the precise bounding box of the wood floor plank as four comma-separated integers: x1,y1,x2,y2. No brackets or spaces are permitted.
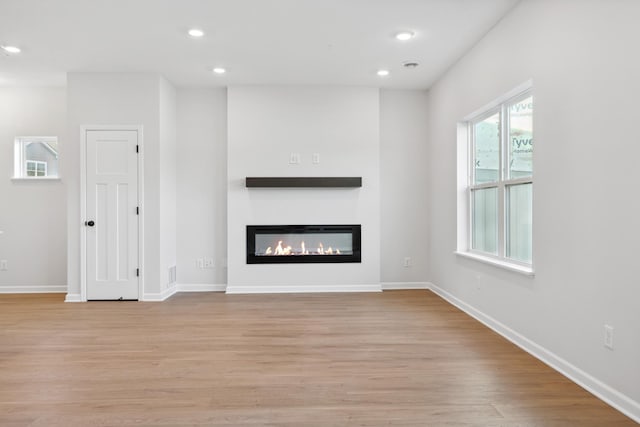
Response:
0,291,635,426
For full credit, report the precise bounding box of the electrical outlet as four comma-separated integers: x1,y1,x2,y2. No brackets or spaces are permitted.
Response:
0,260,7,271
196,258,204,269
204,258,214,268
312,153,320,164
604,325,614,350
403,257,412,268
289,152,300,165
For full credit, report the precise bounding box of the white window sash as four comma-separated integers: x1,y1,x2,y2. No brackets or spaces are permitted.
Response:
467,88,533,265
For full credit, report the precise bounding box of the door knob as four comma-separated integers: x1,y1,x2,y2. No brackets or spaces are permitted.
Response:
85,220,95,227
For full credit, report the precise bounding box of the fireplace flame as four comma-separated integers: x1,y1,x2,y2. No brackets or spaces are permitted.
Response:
259,239,347,256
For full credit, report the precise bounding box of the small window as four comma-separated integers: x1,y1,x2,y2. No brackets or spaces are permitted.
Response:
14,137,59,178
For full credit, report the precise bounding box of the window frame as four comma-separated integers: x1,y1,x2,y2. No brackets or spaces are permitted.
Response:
457,82,533,275
13,136,59,180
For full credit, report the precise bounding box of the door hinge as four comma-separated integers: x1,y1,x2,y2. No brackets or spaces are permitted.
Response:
136,145,139,153
136,206,139,215
136,268,139,277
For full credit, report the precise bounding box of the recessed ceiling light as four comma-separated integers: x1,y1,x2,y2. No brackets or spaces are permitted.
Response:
1,45,21,54
212,67,226,74
377,69,390,77
395,31,415,41
188,28,204,38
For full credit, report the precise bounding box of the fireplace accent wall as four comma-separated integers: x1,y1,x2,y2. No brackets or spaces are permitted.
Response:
247,225,361,264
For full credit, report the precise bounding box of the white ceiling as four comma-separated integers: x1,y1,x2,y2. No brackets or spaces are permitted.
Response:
0,0,519,89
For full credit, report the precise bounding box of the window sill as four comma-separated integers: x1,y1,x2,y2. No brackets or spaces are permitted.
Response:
454,251,534,277
11,177,61,181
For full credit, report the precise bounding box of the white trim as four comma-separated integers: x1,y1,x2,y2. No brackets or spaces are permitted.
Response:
381,282,430,290
68,284,225,302
0,285,66,293
80,125,144,302
137,127,145,302
14,136,58,143
143,285,178,302
177,283,226,292
225,283,382,294
454,251,534,276
428,282,640,424
11,177,62,181
79,128,86,301
65,293,82,302
463,79,533,121
14,136,59,178
461,82,534,268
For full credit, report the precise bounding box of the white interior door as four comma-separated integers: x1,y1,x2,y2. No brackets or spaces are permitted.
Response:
85,130,139,300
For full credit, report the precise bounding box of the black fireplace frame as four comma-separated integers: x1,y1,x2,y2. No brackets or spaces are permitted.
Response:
247,224,361,264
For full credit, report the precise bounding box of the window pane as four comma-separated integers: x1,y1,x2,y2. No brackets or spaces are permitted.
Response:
509,96,533,179
26,162,36,176
507,183,532,263
472,187,498,254
474,112,500,184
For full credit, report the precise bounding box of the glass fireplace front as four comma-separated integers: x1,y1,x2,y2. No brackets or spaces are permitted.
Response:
246,225,361,264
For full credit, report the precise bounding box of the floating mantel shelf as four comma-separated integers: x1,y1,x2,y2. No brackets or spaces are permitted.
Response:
245,177,362,188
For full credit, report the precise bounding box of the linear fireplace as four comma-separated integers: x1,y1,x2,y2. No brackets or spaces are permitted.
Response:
247,225,361,264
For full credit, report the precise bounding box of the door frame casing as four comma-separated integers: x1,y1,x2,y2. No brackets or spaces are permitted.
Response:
79,125,144,302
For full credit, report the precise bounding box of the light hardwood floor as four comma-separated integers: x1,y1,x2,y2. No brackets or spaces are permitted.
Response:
0,290,635,426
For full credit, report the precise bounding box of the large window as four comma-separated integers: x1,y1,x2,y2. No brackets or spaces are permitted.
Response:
14,137,59,178
464,87,533,269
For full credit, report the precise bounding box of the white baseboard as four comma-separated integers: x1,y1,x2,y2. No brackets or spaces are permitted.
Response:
225,283,382,294
64,282,401,301
0,285,67,293
428,282,640,424
143,285,179,302
144,283,227,300
177,283,226,292
15,282,391,297
64,293,82,302
381,282,430,290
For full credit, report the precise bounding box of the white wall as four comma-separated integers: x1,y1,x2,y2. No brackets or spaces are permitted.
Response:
66,73,171,300
380,90,429,285
176,89,228,287
226,86,380,292
427,0,640,419
175,87,428,291
64,80,428,296
0,87,66,292
159,77,177,294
